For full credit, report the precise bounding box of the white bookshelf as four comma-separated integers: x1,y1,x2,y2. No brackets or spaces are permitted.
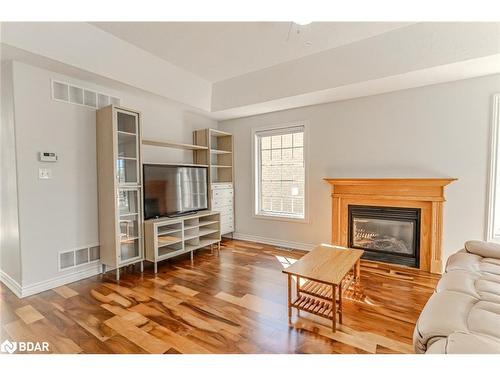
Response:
193,128,235,236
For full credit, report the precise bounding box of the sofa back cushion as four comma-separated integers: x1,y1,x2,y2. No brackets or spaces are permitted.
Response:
465,240,500,259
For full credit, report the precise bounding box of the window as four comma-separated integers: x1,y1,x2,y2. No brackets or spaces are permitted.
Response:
488,94,500,242
254,124,307,221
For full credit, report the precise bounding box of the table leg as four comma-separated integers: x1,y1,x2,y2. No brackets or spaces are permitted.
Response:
338,280,343,325
355,259,361,282
287,274,292,325
296,276,300,317
332,284,337,332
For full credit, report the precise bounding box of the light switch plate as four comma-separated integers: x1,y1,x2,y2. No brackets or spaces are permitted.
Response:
38,168,52,179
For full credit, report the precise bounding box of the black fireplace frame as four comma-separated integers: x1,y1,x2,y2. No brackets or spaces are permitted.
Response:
348,205,421,268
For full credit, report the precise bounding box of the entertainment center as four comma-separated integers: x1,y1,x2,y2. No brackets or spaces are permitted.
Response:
96,105,232,279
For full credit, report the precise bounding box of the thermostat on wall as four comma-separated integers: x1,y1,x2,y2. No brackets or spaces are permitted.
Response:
39,152,58,162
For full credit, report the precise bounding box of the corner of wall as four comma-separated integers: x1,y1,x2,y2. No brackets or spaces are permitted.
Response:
1,60,23,291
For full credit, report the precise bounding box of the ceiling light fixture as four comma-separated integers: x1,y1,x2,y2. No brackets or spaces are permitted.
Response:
286,22,313,46
293,21,312,26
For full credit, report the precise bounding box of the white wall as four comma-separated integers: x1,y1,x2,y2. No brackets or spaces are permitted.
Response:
3,61,216,291
219,74,500,264
1,61,22,286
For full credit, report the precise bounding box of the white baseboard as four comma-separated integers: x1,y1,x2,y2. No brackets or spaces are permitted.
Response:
232,232,316,251
0,270,23,298
1,263,102,298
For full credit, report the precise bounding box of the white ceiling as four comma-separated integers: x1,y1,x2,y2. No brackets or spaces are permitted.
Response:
91,22,413,82
5,22,497,120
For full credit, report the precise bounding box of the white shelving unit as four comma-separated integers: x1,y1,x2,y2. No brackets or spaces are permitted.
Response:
193,128,235,235
96,105,144,280
144,211,221,273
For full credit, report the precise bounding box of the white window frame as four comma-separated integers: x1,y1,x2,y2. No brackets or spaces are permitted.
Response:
487,94,500,242
252,121,309,223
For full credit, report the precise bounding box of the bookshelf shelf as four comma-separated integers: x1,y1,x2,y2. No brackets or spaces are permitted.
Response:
142,139,208,151
210,149,232,155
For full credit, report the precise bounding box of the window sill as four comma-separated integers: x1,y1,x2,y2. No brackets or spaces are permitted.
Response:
253,213,309,224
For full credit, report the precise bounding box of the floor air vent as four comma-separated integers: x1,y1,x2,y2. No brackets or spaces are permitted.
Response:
51,80,120,109
59,245,100,271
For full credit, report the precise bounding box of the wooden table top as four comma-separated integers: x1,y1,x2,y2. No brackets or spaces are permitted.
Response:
282,244,364,285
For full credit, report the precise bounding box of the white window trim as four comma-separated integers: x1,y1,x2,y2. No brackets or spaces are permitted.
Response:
251,121,310,224
487,94,500,242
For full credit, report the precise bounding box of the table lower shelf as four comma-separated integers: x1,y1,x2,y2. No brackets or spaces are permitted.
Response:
291,295,338,319
299,272,355,301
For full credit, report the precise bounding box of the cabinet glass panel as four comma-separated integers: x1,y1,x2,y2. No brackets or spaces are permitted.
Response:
118,132,137,158
120,239,140,262
118,189,139,216
117,111,137,134
119,214,139,241
117,158,138,184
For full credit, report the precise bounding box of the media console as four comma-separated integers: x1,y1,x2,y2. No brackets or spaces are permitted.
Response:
144,211,221,273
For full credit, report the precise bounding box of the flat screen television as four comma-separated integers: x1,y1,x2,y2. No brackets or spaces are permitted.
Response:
143,164,208,219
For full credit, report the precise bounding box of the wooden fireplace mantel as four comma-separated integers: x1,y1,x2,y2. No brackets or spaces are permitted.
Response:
324,178,456,274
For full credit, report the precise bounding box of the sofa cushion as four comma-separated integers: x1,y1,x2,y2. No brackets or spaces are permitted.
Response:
415,290,476,339
446,250,482,273
437,269,500,303
425,333,500,354
465,240,500,259
468,300,500,340
436,270,480,298
446,250,500,276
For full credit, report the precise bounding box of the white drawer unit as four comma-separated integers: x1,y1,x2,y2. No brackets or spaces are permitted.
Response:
211,183,234,235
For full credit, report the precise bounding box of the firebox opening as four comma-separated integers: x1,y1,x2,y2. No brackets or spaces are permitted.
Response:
348,205,421,268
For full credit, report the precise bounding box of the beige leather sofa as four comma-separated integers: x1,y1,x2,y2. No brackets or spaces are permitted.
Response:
413,240,500,354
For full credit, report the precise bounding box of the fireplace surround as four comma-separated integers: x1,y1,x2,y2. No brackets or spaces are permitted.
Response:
348,205,421,267
324,178,456,273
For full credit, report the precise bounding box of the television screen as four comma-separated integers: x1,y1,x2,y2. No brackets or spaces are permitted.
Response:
143,164,208,219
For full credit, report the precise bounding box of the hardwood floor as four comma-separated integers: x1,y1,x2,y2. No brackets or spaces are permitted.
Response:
0,239,439,354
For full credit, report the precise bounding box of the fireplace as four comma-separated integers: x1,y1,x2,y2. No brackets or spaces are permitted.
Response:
348,205,421,268
325,178,456,273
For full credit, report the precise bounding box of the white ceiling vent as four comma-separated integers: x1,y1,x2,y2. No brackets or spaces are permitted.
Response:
51,79,120,109
59,245,100,271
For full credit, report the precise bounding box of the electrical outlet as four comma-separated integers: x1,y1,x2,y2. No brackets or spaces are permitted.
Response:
38,168,52,179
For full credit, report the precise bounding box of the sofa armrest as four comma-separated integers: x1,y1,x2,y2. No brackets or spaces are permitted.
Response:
465,240,500,259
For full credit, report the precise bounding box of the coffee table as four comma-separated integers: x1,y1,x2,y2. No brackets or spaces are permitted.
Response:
282,244,364,332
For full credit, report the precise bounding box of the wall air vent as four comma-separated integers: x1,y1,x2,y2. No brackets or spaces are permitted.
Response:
58,245,100,271
51,79,120,109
